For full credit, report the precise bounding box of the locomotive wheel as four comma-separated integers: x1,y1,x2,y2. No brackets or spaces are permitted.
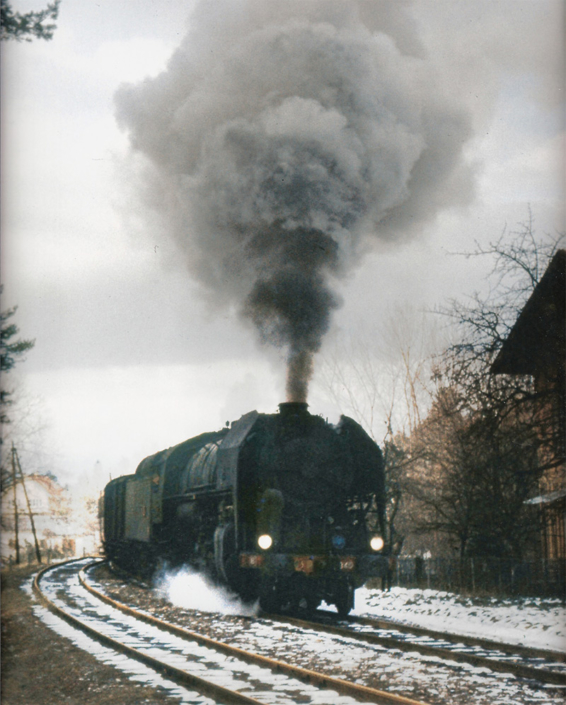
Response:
213,523,239,588
294,595,320,613
306,595,321,612
259,590,280,613
335,582,354,617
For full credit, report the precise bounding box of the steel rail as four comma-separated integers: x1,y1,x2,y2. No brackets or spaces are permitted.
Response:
80,561,433,705
33,560,264,705
265,612,566,686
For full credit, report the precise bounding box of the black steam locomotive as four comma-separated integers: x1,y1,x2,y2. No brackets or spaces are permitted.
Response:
102,402,388,614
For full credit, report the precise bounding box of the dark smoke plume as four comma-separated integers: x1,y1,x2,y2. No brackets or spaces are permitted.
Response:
115,0,474,400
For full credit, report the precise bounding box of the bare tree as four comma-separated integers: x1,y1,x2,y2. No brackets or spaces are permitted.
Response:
411,217,564,559
409,385,542,559
316,306,440,554
441,215,563,473
319,306,439,440
1,381,55,483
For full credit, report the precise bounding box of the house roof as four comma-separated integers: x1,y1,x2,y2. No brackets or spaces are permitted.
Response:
491,250,565,376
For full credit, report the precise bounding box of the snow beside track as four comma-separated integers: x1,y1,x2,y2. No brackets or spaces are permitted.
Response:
352,587,566,653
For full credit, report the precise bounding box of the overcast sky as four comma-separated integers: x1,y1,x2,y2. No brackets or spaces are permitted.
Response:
1,0,564,491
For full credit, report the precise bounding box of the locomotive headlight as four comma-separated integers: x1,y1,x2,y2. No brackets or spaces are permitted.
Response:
370,536,384,552
257,534,273,550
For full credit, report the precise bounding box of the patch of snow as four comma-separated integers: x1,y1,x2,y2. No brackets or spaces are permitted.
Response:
354,586,566,652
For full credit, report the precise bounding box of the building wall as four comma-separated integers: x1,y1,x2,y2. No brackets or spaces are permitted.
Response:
1,474,100,563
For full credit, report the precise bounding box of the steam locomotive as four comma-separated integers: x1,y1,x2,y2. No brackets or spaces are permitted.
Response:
102,402,388,614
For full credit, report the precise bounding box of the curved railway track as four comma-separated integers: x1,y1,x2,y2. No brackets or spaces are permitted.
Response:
265,609,566,687
33,559,432,705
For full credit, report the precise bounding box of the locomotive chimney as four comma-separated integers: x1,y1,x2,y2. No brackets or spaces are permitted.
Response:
278,401,309,417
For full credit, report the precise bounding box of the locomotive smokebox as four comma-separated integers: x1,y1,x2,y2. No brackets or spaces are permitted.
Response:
278,401,309,417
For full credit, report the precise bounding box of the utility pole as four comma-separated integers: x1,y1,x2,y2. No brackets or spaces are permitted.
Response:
10,447,20,564
12,445,42,564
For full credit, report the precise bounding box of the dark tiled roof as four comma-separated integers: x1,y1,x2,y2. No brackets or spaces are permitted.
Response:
491,250,565,375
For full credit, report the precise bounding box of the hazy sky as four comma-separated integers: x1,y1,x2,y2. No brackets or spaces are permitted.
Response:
1,0,564,490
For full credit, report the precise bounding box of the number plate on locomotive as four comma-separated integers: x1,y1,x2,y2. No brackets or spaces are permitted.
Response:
293,556,314,574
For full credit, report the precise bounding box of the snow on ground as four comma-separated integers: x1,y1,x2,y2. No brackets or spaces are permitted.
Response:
354,586,566,653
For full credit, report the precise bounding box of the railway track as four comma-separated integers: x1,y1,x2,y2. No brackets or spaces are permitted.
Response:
33,559,432,705
265,609,566,687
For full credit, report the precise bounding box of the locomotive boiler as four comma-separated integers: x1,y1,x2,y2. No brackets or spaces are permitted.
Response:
103,402,388,614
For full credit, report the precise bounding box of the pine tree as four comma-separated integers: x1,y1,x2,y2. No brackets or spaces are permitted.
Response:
1,0,60,42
